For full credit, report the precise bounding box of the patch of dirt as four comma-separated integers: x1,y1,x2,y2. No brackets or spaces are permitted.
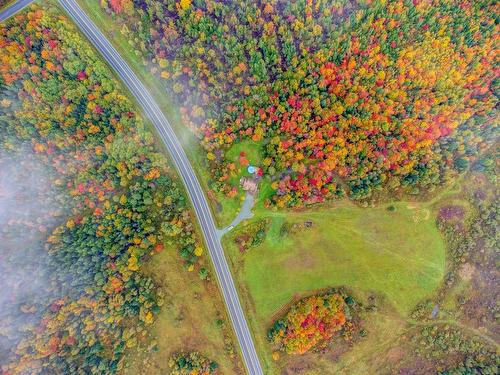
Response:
458,263,475,281
234,233,251,253
412,208,430,223
406,203,430,222
386,346,405,364
281,353,317,375
283,247,317,270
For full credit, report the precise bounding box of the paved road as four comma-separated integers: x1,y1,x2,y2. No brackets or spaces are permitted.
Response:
218,192,255,238
0,0,32,19
0,1,263,374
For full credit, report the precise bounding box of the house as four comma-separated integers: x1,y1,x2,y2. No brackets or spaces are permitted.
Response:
240,176,258,195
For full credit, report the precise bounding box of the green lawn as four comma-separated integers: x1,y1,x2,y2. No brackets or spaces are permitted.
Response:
212,140,266,226
223,199,448,373
226,139,264,165
231,202,445,318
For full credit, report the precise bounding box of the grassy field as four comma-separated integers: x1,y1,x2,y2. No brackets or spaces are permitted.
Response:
229,202,445,318
222,192,455,373
123,246,243,374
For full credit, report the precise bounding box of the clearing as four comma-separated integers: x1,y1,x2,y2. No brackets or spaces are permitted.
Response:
223,196,449,373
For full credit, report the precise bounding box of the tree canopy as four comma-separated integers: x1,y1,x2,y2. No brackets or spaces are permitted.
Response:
0,6,202,374
103,0,498,207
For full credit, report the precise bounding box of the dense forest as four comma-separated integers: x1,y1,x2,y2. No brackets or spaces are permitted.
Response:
0,0,498,374
103,0,498,207
0,6,207,374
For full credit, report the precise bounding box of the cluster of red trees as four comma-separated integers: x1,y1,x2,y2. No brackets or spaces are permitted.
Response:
104,0,498,207
267,292,351,354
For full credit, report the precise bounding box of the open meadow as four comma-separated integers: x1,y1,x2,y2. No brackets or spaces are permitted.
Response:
222,181,472,373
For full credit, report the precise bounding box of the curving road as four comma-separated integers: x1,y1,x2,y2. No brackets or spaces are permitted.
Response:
0,1,263,374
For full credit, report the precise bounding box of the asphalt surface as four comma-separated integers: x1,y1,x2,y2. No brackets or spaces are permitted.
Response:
218,192,255,238
0,1,263,374
0,0,33,20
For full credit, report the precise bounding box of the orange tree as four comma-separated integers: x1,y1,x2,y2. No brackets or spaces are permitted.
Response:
267,293,351,354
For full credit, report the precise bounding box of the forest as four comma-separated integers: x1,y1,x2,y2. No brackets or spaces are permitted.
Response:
0,6,212,374
102,0,498,207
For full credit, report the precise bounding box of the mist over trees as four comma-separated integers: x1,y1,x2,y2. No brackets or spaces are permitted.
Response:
0,150,62,366
0,6,204,374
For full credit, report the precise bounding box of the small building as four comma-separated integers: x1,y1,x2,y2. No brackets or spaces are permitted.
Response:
240,176,258,195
